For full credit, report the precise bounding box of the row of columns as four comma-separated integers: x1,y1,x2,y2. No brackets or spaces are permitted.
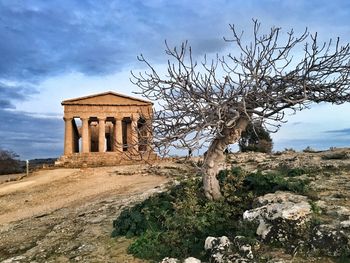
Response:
64,116,139,155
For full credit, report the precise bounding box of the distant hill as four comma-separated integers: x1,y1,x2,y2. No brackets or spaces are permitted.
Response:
26,158,58,169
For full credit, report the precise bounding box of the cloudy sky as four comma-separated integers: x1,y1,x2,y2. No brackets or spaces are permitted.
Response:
1,0,350,159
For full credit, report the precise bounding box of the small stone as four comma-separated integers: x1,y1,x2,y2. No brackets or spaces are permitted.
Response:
183,257,201,263
267,260,286,263
256,218,272,239
159,257,179,263
204,236,216,251
173,180,181,186
340,220,350,228
240,244,253,259
218,236,231,248
1,255,26,263
336,206,350,217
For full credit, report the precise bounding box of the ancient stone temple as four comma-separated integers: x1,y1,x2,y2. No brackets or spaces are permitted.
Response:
55,91,155,167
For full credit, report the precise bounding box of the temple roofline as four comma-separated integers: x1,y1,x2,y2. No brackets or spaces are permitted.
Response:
61,91,153,105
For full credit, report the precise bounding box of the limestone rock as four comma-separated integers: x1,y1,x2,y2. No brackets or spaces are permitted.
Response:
340,220,350,229
310,224,349,257
204,236,255,263
1,256,26,263
204,236,217,251
183,257,201,263
159,257,200,263
243,191,312,244
160,257,180,263
234,236,254,260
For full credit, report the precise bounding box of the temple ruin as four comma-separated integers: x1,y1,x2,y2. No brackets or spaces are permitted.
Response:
55,91,155,167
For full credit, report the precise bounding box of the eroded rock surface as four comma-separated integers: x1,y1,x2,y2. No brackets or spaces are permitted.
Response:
204,236,255,263
243,191,312,244
310,224,349,257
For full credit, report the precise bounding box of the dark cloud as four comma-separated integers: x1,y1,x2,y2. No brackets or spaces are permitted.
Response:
325,128,350,135
291,122,303,126
1,0,350,83
0,0,233,82
0,82,38,109
0,82,60,159
0,99,15,109
0,108,63,159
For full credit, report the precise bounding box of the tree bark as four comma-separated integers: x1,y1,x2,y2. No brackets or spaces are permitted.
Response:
202,118,249,200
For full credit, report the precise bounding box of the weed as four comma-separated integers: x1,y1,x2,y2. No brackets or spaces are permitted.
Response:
309,201,321,214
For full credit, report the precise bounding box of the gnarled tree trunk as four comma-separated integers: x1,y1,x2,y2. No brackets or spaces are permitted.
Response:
202,118,249,200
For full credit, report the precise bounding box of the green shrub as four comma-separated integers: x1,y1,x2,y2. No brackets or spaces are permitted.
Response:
112,177,249,260
276,165,308,177
112,166,310,261
243,171,309,195
239,121,273,153
303,146,320,153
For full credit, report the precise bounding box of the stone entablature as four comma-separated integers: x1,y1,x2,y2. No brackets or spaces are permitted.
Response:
58,91,154,166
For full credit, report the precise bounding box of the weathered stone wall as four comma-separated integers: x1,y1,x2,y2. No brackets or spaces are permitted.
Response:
55,152,158,168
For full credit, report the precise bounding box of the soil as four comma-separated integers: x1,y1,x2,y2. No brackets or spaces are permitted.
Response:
0,163,183,263
0,173,26,184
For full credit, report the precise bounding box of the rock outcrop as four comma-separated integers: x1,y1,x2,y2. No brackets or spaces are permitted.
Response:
204,236,255,263
310,224,349,256
243,191,312,245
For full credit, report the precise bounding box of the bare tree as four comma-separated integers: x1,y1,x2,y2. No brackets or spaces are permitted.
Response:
0,149,21,175
132,20,350,200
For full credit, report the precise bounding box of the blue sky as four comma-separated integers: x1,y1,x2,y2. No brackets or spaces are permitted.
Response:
1,0,350,159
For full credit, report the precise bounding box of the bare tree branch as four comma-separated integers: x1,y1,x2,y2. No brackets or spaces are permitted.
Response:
131,20,350,200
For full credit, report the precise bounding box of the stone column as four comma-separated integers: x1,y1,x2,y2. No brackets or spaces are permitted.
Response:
145,118,152,151
64,117,73,155
98,117,106,152
81,117,90,153
113,117,123,152
131,115,139,153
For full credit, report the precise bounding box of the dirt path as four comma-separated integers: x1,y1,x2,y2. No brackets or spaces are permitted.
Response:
0,164,173,263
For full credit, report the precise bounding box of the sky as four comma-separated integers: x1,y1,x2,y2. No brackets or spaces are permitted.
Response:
1,0,350,159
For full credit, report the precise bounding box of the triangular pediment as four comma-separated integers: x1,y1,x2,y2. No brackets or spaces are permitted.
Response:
62,91,152,106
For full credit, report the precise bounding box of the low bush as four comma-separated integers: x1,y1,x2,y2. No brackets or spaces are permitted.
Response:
112,166,310,261
0,149,22,175
113,176,251,260
244,171,309,196
322,151,349,160
282,167,306,177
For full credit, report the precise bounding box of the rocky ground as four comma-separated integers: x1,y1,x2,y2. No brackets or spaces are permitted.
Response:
163,148,350,263
0,173,26,184
0,162,189,263
230,148,350,225
224,148,350,263
1,148,350,263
